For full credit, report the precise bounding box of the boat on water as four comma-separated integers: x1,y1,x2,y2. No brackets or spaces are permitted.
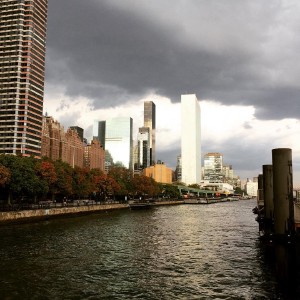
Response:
128,200,153,210
184,198,208,204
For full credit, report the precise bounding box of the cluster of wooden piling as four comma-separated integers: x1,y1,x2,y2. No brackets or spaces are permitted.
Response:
255,148,300,241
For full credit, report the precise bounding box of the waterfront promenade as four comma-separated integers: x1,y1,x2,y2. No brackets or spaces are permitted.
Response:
0,199,184,224
0,197,240,224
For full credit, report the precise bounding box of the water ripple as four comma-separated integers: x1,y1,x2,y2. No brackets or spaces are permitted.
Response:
0,200,300,299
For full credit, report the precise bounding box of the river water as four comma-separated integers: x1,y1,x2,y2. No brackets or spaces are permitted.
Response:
0,199,300,299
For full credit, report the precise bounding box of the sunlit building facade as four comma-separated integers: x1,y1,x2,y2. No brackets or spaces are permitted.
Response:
84,138,105,171
41,116,84,168
0,0,48,156
143,162,173,184
181,94,201,185
144,101,156,165
101,117,133,171
70,126,84,142
41,116,63,161
204,152,224,183
245,179,258,197
62,128,84,168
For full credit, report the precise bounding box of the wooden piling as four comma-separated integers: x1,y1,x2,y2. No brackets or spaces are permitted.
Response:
263,164,274,233
272,148,294,235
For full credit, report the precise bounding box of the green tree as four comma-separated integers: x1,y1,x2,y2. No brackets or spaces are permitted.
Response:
188,183,200,189
108,166,133,198
72,167,92,199
0,155,48,203
132,175,160,199
53,160,73,200
161,184,180,199
234,187,246,195
173,181,186,186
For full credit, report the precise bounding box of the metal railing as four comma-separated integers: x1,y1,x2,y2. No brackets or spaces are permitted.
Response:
0,199,126,212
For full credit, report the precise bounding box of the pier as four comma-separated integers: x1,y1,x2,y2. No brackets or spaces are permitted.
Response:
254,148,300,240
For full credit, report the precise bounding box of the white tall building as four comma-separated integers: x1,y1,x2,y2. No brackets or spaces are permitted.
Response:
181,94,201,185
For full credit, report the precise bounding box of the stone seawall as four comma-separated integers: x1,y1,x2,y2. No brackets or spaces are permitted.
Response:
0,204,128,224
0,201,183,224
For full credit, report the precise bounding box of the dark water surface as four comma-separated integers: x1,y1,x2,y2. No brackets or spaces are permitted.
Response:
0,200,300,299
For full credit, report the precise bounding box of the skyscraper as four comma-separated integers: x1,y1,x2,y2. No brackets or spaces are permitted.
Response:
181,94,201,185
203,152,224,183
93,120,106,148
0,1,48,156
96,117,133,171
137,127,150,169
144,101,156,165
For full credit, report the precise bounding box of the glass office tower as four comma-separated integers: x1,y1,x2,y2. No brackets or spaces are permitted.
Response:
181,94,201,185
203,152,224,183
0,0,48,156
105,117,133,170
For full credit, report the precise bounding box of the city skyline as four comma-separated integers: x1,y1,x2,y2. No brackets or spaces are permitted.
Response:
43,0,300,184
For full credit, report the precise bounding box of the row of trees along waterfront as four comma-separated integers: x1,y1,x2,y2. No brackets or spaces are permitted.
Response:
0,155,180,205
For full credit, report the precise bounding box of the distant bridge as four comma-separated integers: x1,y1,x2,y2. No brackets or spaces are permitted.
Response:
176,185,221,198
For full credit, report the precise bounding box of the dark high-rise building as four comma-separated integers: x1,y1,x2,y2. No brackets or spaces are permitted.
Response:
144,101,156,165
137,127,150,169
70,126,84,142
93,120,106,149
0,0,48,156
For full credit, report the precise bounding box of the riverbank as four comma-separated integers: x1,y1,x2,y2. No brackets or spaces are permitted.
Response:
0,200,184,224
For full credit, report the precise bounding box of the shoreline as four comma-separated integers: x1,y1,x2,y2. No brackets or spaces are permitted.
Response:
0,200,184,225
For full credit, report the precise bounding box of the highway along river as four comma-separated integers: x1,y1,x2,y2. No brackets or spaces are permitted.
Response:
0,199,299,299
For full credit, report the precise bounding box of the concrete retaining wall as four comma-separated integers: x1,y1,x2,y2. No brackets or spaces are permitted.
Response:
0,201,183,224
0,204,128,224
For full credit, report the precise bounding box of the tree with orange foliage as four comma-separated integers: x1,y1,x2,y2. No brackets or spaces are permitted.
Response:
90,168,121,201
72,166,93,199
132,174,160,199
0,164,11,188
35,159,57,200
108,166,133,198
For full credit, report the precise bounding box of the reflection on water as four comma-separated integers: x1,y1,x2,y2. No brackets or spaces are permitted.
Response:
258,239,300,299
0,200,299,299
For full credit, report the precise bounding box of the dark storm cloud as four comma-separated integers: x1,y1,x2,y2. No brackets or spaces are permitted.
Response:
45,0,300,120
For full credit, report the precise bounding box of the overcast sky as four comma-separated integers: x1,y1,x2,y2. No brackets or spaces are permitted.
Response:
44,0,300,185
